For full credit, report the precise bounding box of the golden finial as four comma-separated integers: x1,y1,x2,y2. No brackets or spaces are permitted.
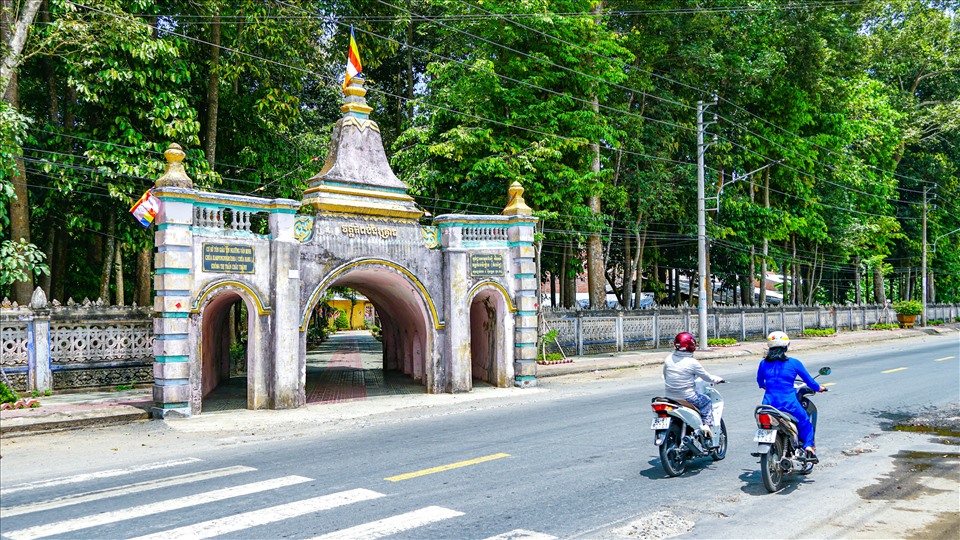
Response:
502,181,532,216
156,143,193,189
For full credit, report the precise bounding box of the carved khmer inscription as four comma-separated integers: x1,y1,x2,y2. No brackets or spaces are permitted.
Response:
202,243,255,273
470,253,504,277
340,224,398,239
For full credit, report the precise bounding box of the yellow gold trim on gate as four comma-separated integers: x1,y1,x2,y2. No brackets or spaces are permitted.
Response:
467,281,516,313
191,280,271,316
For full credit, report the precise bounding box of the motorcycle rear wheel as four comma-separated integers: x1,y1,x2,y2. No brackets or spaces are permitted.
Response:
760,436,785,492
659,424,687,477
710,419,728,461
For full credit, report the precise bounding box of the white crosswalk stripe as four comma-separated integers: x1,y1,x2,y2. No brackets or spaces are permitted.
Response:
129,488,385,540
0,458,203,496
307,506,465,540
483,529,559,540
0,466,255,518
2,475,312,540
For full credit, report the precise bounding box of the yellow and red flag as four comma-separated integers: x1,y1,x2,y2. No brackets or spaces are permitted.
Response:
343,25,363,89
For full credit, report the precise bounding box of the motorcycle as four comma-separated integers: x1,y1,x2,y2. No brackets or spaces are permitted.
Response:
751,366,831,492
651,380,728,477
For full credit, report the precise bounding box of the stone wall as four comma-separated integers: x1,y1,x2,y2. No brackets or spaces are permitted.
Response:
542,303,960,356
0,291,153,393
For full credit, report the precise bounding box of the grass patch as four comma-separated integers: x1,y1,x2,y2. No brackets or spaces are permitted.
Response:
707,338,738,347
869,323,899,330
802,328,836,337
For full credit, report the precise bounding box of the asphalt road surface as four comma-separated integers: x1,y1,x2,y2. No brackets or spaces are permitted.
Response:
1,333,958,539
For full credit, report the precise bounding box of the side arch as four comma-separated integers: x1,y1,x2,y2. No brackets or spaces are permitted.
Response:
466,280,517,313
300,258,443,331
192,279,271,316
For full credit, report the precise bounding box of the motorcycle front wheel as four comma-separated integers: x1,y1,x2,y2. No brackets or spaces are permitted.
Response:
659,424,687,477
760,435,785,492
710,419,728,461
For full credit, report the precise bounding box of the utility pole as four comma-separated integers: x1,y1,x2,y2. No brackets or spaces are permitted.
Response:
921,187,929,327
697,99,716,346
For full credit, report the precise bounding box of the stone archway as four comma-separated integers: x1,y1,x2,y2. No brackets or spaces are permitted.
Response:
468,283,514,388
301,259,438,394
193,281,270,412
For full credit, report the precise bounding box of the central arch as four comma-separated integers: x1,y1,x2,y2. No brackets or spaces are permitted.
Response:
301,259,439,395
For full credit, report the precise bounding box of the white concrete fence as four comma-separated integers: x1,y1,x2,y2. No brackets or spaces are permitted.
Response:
542,303,960,356
0,289,153,393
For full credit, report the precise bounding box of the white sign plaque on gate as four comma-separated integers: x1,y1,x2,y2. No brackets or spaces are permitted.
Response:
202,243,255,274
470,253,504,277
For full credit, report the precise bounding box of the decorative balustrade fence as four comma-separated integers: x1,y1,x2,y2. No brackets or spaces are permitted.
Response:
1,290,154,393
542,303,960,357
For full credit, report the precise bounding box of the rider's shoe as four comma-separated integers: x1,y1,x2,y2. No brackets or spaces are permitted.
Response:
805,447,819,464
700,424,713,440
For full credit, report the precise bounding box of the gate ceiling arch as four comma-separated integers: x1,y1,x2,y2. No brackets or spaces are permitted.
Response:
149,72,540,418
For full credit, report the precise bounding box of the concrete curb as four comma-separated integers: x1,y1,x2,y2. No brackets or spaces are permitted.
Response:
0,405,150,437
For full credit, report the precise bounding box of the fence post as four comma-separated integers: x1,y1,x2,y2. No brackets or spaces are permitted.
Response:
800,307,805,334
740,309,746,342
615,312,624,352
762,307,769,337
683,308,691,334
27,288,53,393
780,306,786,332
653,309,660,349
713,312,719,341
576,312,584,357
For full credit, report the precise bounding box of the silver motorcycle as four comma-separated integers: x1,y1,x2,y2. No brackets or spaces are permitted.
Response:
651,381,728,477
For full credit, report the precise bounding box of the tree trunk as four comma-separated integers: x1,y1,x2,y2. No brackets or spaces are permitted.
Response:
99,212,116,303
0,0,43,96
622,233,633,309
51,228,67,302
204,11,221,170
114,242,124,306
633,229,646,309
4,71,33,304
40,220,54,295
872,265,886,304
854,256,862,305
41,1,57,123
705,240,713,306
585,2,605,310
135,247,151,307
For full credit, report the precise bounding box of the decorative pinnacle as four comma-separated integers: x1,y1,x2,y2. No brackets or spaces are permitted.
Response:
155,143,193,189
503,181,532,216
341,76,373,117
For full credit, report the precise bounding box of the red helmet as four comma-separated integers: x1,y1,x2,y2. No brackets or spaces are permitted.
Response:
674,332,697,353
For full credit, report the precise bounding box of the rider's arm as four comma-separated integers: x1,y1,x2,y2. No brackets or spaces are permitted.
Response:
756,361,766,389
692,360,723,384
792,359,822,392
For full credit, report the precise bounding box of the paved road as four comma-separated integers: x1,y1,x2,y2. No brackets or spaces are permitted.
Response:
1,334,957,539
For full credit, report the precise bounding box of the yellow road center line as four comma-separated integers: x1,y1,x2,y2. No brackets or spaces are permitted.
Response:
934,356,955,362
881,367,907,374
823,382,836,387
385,453,510,482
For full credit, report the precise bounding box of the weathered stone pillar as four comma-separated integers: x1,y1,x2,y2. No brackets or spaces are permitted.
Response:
503,182,539,388
152,144,196,418
270,209,301,408
440,223,471,393
28,288,52,392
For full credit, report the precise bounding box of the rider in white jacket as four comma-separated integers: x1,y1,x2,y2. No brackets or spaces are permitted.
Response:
663,332,724,440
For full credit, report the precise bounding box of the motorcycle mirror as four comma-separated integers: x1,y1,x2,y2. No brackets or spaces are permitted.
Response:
818,367,831,376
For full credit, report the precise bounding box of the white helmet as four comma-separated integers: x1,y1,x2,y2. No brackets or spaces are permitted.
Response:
767,331,790,349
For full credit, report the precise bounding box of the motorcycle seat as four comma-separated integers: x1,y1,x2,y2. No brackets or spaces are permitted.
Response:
755,404,797,424
653,396,698,411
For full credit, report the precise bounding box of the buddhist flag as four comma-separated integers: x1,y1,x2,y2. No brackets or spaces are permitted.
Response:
130,189,160,227
343,25,362,89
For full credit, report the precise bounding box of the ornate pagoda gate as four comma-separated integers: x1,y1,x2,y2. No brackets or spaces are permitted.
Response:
150,77,539,417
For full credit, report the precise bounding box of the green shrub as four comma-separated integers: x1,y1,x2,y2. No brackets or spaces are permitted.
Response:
869,323,898,330
30,389,40,398
115,384,134,391
892,299,923,316
708,338,737,347
802,328,836,337
0,381,18,404
929,319,944,326
43,389,52,396
537,352,565,362
335,312,349,330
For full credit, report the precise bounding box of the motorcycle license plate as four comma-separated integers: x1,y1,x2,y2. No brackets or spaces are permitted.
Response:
754,429,777,443
651,417,670,430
